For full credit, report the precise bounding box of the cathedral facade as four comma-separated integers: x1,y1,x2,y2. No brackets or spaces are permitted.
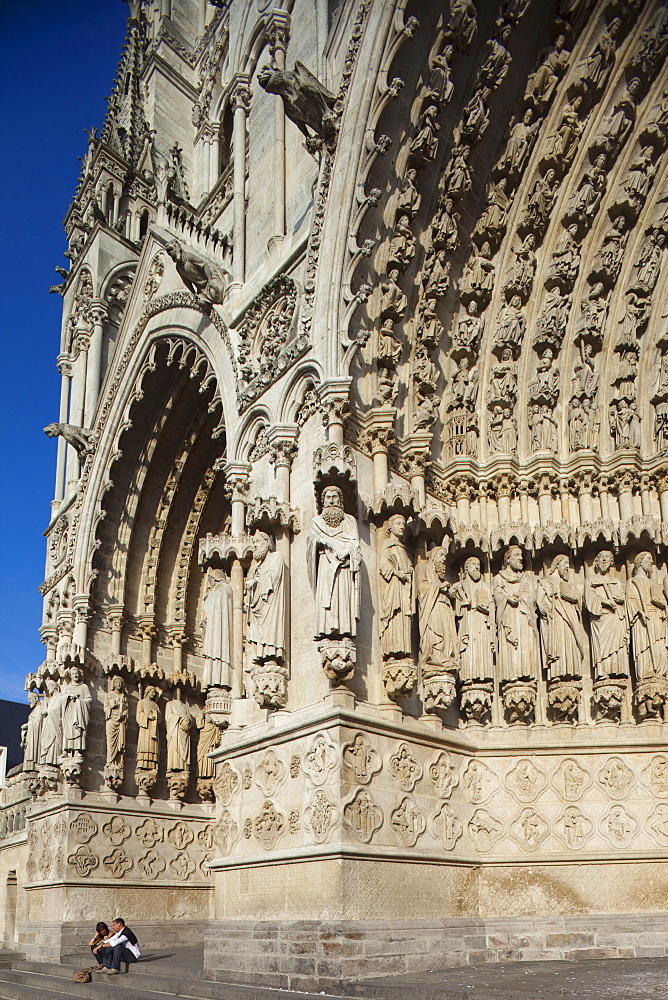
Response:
2,0,668,988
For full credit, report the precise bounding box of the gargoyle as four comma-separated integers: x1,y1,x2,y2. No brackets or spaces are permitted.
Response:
257,61,338,153
44,422,93,457
165,239,229,311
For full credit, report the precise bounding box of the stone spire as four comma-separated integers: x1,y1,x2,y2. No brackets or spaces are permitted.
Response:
99,5,151,169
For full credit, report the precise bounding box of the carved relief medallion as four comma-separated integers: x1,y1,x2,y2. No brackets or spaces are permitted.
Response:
510,808,549,851
200,854,213,876
68,845,99,877
467,809,504,852
198,824,215,850
554,806,592,850
599,804,638,848
254,749,286,797
303,790,338,844
342,733,382,784
70,812,98,844
302,732,338,786
214,761,241,805
462,760,498,803
102,816,131,846
254,801,286,850
432,802,463,850
505,759,548,802
167,821,195,850
38,850,52,880
552,758,592,801
646,804,668,846
390,796,426,847
40,821,51,846
641,755,668,797
54,816,67,840
388,743,423,792
170,852,196,880
135,818,163,848
103,848,133,878
243,818,252,840
289,754,301,778
597,757,634,799
54,847,65,878
343,788,383,843
215,810,239,856
428,751,459,799
137,850,166,880
288,810,300,833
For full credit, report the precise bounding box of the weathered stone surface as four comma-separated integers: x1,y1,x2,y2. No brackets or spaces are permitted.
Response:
3,0,668,986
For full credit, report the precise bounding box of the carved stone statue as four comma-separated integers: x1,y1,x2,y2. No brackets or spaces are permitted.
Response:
135,686,160,795
454,301,484,351
411,104,440,162
22,691,42,774
585,550,628,682
449,0,477,52
504,235,536,299
525,35,569,107
493,296,525,353
541,97,583,172
38,677,62,771
378,515,415,692
166,688,193,800
165,239,229,309
43,422,93,457
246,532,287,708
306,485,361,684
394,168,421,220
103,675,127,791
494,546,539,722
546,224,581,287
417,546,457,672
522,168,558,234
202,568,233,691
497,110,539,180
59,666,92,782
537,555,586,700
196,708,221,802
416,546,457,711
258,61,338,151
626,553,668,713
461,242,494,301
451,556,495,683
571,18,621,95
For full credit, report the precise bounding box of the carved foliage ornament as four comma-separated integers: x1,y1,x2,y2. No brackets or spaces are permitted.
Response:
237,276,303,409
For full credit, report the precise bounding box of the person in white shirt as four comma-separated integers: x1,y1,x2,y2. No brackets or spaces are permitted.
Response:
95,917,140,975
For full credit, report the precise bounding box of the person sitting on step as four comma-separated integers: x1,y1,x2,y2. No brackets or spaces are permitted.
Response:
94,917,141,975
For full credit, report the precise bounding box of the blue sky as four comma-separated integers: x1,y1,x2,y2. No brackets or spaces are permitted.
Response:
0,1,128,702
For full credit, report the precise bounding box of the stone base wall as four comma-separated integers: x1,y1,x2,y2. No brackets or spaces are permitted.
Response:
18,918,210,962
203,914,668,992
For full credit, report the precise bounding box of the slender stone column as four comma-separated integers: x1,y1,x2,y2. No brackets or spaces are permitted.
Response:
73,596,90,650
84,301,107,426
224,461,251,536
54,356,72,505
617,473,635,520
231,77,251,289
229,558,245,699
267,12,290,245
364,410,395,493
223,461,252,698
66,333,89,485
268,426,299,503
137,615,156,667
107,605,124,658
318,378,352,446
657,471,668,521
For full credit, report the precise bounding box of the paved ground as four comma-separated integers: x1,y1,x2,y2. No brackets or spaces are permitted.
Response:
354,957,668,999
13,949,665,999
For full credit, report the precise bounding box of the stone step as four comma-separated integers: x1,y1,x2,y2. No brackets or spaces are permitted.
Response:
0,965,361,1000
